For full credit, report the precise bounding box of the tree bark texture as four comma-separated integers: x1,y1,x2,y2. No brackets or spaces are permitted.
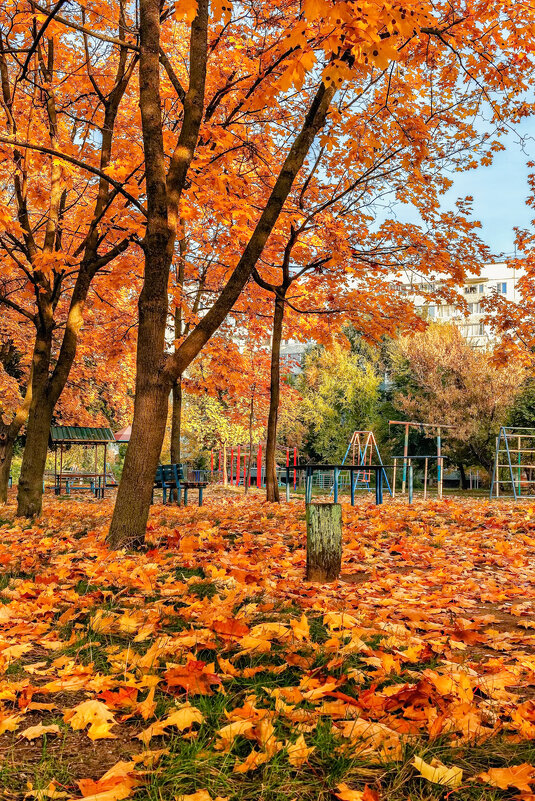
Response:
266,295,285,502
16,324,54,517
306,503,342,582
15,393,54,517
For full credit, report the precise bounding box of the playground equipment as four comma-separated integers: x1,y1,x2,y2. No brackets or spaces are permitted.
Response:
389,420,453,498
306,463,389,505
331,430,392,497
490,427,535,500
210,444,299,490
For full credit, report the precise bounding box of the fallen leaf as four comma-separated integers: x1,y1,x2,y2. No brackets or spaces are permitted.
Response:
477,764,535,793
64,699,116,740
412,756,462,788
21,723,61,740
287,734,315,767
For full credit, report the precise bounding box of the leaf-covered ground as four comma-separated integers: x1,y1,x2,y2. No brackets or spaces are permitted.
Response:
1,492,535,800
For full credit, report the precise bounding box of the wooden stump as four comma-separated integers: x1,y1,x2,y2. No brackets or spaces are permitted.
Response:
306,502,342,582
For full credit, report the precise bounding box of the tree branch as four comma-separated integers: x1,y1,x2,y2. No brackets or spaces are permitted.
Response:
0,135,147,214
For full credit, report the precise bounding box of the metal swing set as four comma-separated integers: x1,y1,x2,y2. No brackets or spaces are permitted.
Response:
389,420,453,499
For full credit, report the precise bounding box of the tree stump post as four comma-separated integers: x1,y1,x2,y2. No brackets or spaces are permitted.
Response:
306,502,342,582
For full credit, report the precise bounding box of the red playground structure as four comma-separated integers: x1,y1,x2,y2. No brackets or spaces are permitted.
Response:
210,444,299,489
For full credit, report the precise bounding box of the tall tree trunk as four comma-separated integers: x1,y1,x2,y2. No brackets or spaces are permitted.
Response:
107,0,334,546
17,325,53,518
107,376,170,548
0,424,14,504
170,375,182,465
266,294,285,502
106,239,171,547
16,391,54,517
458,462,469,490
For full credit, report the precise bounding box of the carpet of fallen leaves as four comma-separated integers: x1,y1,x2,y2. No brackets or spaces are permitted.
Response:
2,492,535,801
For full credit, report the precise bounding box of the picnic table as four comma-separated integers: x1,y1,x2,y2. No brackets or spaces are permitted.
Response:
55,471,107,498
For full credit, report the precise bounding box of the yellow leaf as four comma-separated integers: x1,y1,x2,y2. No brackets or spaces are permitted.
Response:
0,714,23,735
290,614,310,641
137,703,204,746
63,699,116,740
21,723,61,740
215,719,254,751
334,784,365,801
412,756,462,788
25,781,70,799
233,749,268,773
287,734,315,767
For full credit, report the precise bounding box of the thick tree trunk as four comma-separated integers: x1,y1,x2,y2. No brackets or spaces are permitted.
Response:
266,295,284,503
107,0,334,546
306,503,342,582
17,326,53,518
0,426,14,504
16,394,54,517
170,375,182,465
107,376,169,549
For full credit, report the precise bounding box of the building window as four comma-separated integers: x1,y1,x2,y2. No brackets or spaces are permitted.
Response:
427,306,435,318
464,285,477,294
479,284,485,293
497,282,507,293
479,322,485,335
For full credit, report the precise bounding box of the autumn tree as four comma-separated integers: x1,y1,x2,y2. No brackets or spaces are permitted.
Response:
0,1,140,516
390,323,525,476
83,0,535,545
295,340,382,462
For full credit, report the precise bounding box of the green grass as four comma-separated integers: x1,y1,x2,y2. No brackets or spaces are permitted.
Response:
189,580,218,600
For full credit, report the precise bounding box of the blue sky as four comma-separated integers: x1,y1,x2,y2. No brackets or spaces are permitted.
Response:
436,121,535,257
374,119,535,259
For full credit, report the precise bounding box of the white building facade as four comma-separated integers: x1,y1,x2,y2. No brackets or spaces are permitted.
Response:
396,261,523,347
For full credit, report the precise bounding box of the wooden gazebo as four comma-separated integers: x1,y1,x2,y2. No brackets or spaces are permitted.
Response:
50,426,115,497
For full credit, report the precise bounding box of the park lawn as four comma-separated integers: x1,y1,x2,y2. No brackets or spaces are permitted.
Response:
0,494,534,800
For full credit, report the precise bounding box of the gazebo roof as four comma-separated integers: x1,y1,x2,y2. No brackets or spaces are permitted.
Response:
50,426,115,445
114,425,131,443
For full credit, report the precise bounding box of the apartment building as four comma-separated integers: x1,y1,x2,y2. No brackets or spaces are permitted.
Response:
396,261,523,347
279,262,522,369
